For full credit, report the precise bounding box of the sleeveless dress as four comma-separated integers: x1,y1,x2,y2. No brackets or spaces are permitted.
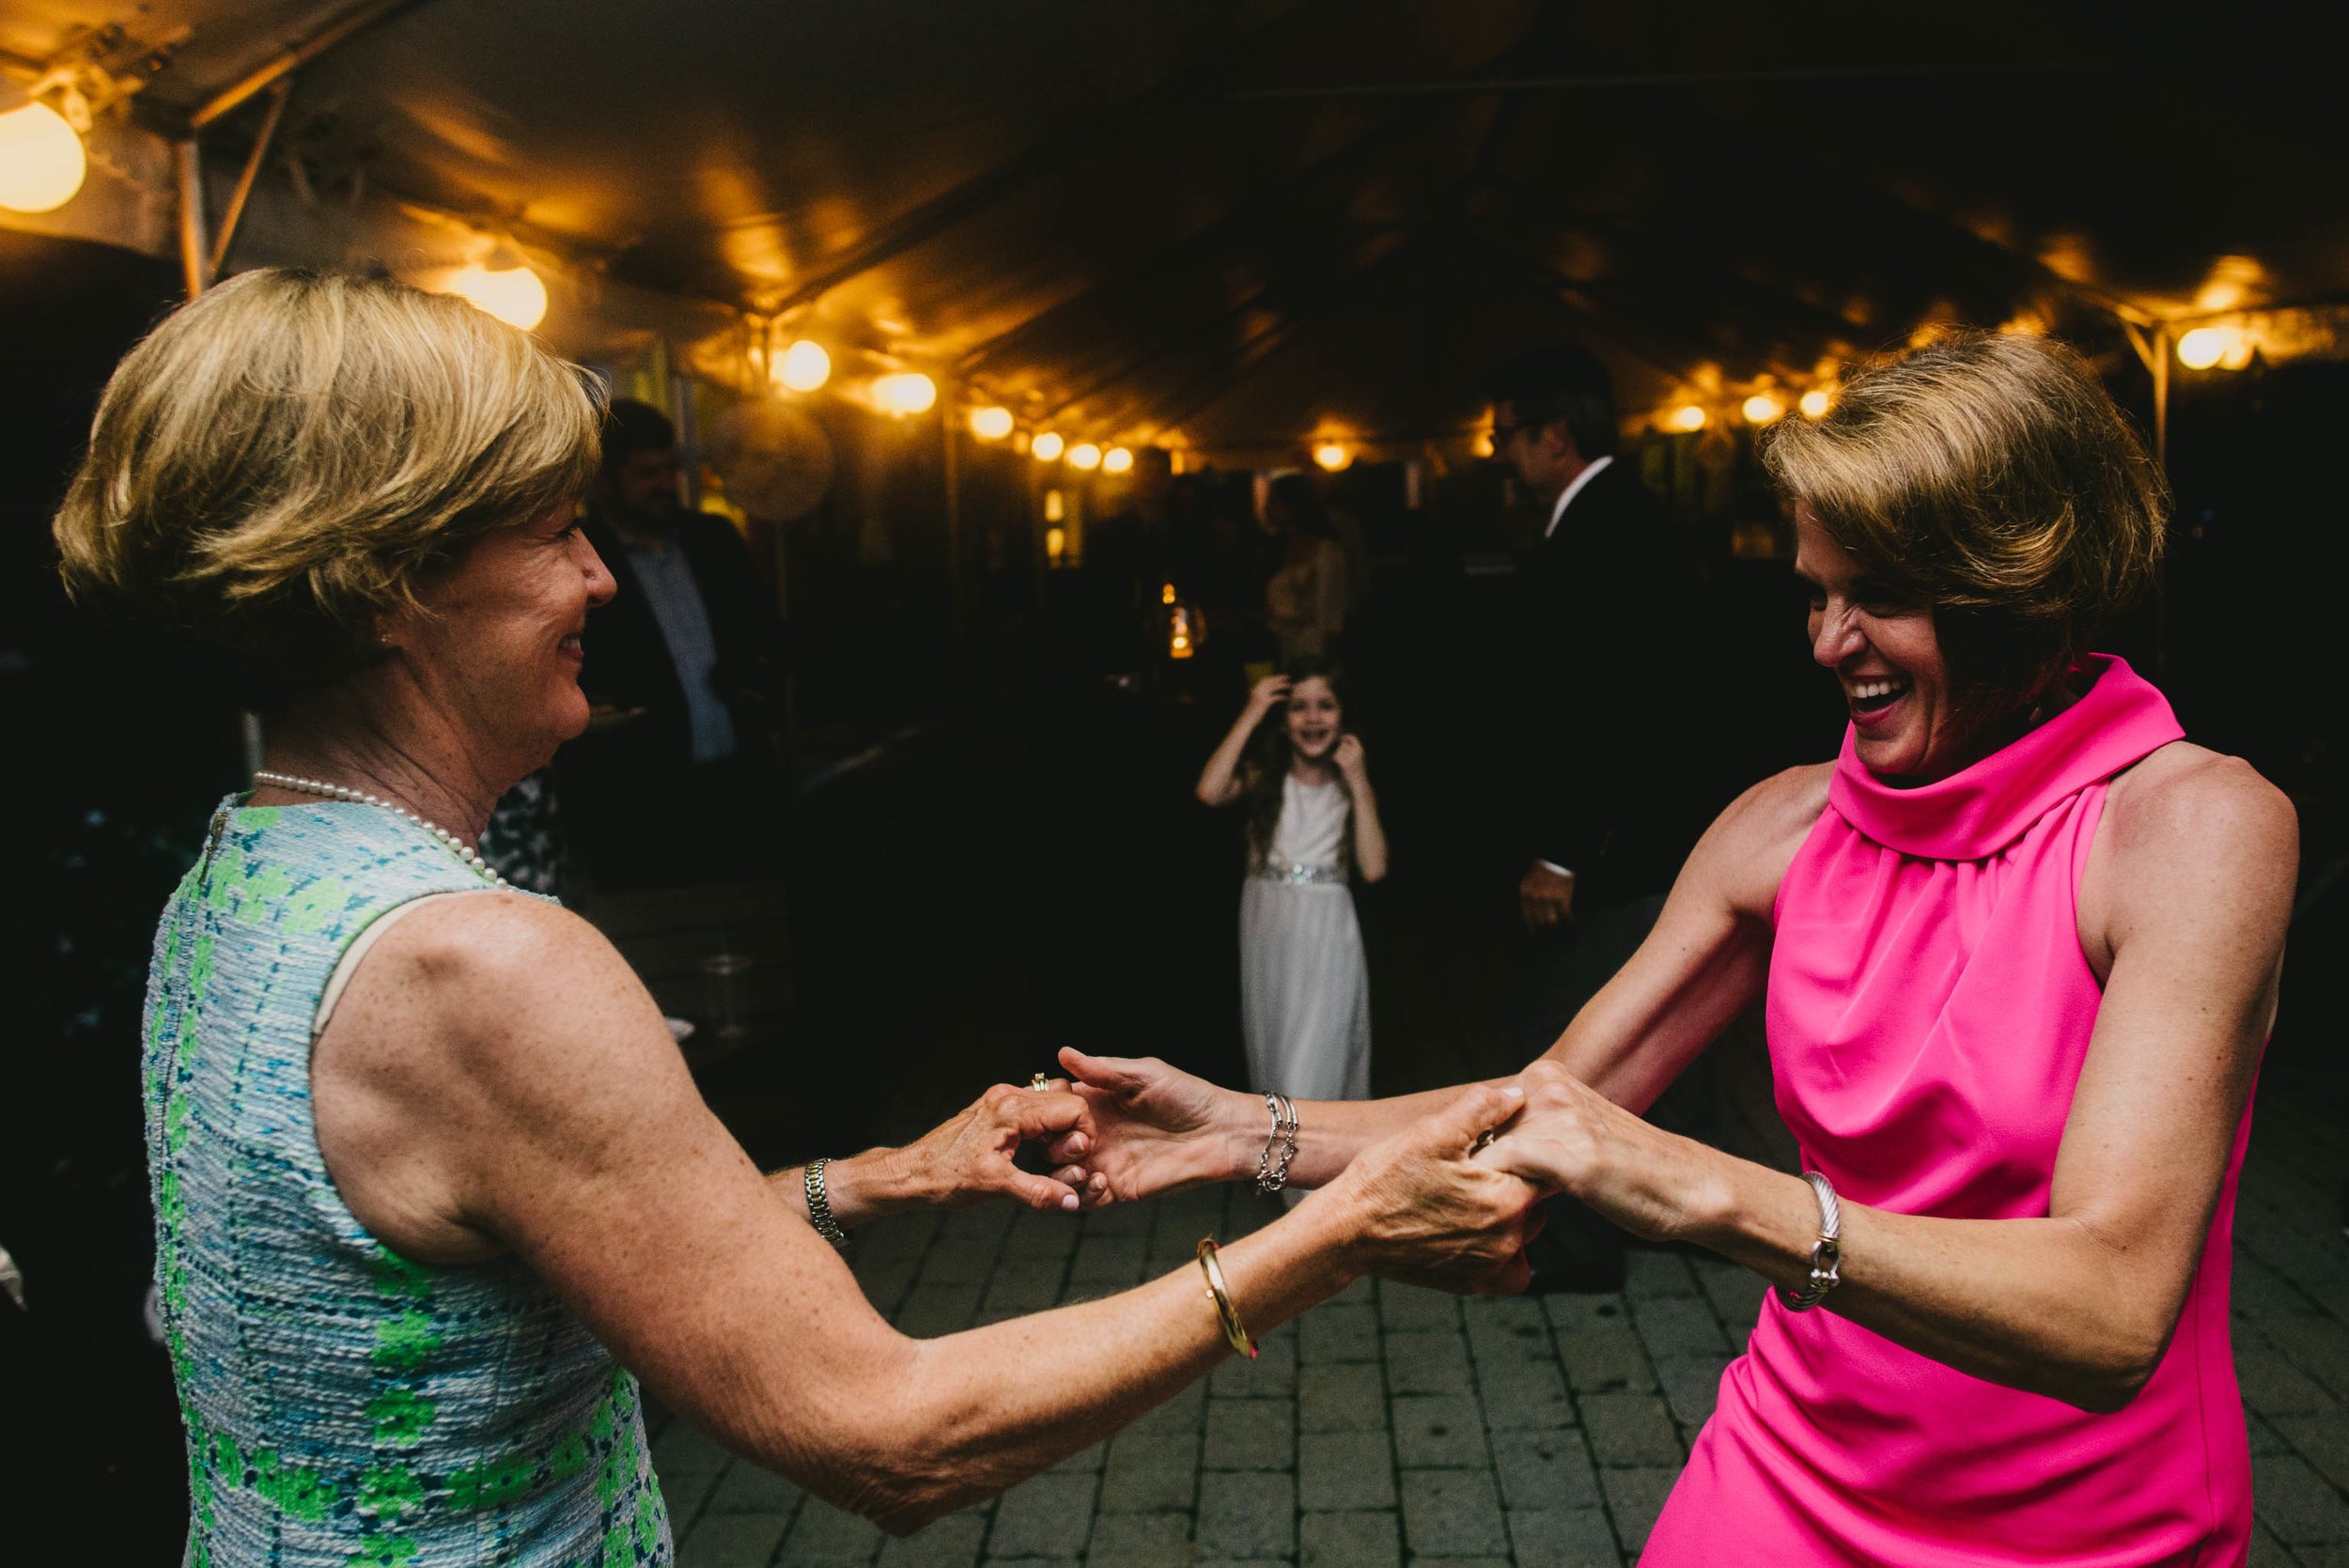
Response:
1239,774,1371,1101
143,799,668,1568
1644,655,2253,1566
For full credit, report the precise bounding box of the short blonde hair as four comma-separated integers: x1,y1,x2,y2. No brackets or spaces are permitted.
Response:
54,267,602,706
1763,331,2167,709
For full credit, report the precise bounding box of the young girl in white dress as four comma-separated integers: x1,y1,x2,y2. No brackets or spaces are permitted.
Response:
1195,657,1388,1104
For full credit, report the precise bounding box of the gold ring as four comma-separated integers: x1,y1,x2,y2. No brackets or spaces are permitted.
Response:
1472,1129,1497,1153
1030,1073,1050,1092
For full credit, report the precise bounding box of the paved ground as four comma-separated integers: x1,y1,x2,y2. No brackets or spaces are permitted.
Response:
654,1013,2349,1568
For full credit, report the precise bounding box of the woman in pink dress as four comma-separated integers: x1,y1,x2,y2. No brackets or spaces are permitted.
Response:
1052,332,2295,1563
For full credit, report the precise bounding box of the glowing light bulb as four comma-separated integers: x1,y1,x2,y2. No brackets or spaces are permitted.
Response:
1741,394,1785,425
1474,430,1496,458
1798,389,1832,419
1043,489,1066,522
1313,442,1350,472
0,100,86,212
447,261,548,332
1161,582,1177,605
970,405,1014,440
1668,405,1707,433
1103,445,1134,474
874,371,937,415
2176,325,2251,371
1033,431,1066,462
778,339,831,392
1045,526,1066,563
1067,442,1102,471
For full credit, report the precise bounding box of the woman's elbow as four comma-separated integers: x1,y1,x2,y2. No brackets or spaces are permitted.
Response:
2045,1326,2170,1414
1360,862,1387,884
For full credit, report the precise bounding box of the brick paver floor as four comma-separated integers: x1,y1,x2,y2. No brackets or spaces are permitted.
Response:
657,1027,2349,1567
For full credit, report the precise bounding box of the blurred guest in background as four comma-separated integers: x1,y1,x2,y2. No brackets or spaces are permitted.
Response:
1261,474,1349,661
563,398,787,889
1487,343,1717,1287
1196,659,1387,1110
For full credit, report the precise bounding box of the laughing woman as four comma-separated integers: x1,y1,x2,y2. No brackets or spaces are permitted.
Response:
54,270,1541,1568
1063,332,2295,1565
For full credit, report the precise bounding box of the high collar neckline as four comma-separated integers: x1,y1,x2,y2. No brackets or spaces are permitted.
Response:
1827,654,2184,860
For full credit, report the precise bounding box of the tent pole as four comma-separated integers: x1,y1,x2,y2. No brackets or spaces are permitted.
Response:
942,380,967,706
188,0,428,130
209,77,296,277
176,139,210,298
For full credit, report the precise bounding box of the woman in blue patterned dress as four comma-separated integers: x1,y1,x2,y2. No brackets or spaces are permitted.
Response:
52,268,1540,1567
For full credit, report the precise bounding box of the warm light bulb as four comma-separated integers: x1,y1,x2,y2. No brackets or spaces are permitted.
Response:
1045,526,1066,563
1474,430,1496,458
1067,442,1102,471
778,339,831,393
874,371,937,415
1668,405,1707,433
1033,431,1066,462
0,100,86,212
1043,489,1066,522
1313,442,1350,472
447,262,549,331
2176,325,2251,372
1160,582,1177,605
1741,394,1785,425
1798,389,1832,419
1103,446,1134,474
970,405,1014,441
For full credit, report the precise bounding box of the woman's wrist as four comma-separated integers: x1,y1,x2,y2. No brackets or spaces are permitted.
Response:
817,1145,917,1228
1214,1087,1278,1185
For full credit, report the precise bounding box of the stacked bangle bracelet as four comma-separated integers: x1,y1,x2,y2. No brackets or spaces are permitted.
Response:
1778,1170,1843,1311
1196,1237,1257,1358
1253,1093,1299,1195
803,1158,850,1249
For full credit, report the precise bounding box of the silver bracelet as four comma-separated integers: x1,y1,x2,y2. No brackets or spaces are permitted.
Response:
1253,1093,1299,1195
1778,1170,1843,1312
803,1159,849,1248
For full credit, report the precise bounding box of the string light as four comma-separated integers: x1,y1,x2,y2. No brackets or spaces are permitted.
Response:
446,253,548,332
1103,446,1134,474
1313,441,1350,472
1474,430,1496,458
1033,431,1066,462
1741,394,1785,425
970,406,1015,440
1668,405,1707,432
1067,442,1102,471
1798,389,1833,420
2176,325,2252,371
873,371,938,415
778,339,832,392
0,98,86,212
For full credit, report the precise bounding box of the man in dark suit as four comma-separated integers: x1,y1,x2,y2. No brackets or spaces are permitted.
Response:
1488,346,1715,1288
561,399,787,890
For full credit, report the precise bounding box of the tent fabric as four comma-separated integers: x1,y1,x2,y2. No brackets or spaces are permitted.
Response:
8,0,2348,457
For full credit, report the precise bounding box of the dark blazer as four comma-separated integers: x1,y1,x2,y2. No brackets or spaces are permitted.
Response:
565,508,787,812
1514,459,1710,910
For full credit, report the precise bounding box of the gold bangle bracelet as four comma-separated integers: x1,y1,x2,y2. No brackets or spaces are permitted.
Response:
1195,1237,1258,1359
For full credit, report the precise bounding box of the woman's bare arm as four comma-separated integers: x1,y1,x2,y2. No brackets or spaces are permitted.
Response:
1482,748,2296,1411
1198,676,1285,807
314,895,1535,1533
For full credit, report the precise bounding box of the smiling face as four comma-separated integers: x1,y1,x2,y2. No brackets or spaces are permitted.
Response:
384,504,615,776
1283,675,1344,762
1793,505,1980,784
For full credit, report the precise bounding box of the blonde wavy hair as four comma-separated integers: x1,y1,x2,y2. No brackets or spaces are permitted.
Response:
1763,331,2168,712
54,267,603,707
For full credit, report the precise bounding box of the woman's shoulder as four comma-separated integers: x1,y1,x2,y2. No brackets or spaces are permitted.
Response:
1686,762,1835,918
2101,741,2297,867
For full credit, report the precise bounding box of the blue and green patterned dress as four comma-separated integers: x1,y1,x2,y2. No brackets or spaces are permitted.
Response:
143,798,669,1567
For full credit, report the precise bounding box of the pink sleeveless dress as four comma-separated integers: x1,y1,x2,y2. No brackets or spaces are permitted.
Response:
1642,655,2254,1566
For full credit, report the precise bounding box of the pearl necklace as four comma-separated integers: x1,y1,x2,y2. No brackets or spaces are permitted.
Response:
251,769,509,888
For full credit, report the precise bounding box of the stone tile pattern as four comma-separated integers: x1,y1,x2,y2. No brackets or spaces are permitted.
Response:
661,1052,2349,1566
